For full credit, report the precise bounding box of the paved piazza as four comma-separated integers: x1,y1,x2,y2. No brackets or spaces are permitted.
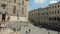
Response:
0,22,60,34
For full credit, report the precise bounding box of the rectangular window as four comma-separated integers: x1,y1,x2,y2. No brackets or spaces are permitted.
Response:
14,0,16,3
58,10,59,14
22,0,24,5
52,11,54,14
22,8,24,14
55,5,56,8
38,14,40,16
13,6,16,14
9,0,14,3
49,12,51,14
3,0,6,1
55,11,56,14
58,5,59,8
9,0,11,3
52,6,54,8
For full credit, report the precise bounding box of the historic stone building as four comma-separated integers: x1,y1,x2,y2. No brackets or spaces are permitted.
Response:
29,9,38,23
48,2,60,27
0,0,28,22
0,0,29,34
38,8,49,26
29,7,49,26
29,2,60,29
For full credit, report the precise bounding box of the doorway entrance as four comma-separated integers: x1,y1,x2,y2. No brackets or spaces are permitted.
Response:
2,14,6,22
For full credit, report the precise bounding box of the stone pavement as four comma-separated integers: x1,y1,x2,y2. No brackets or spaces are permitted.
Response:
0,22,59,34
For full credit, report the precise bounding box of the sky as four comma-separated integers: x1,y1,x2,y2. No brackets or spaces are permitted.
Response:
29,0,60,11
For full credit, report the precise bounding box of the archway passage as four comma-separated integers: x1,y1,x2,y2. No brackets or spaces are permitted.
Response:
2,14,6,22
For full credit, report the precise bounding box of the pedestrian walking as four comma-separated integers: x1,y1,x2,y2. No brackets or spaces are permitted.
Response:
26,31,28,34
29,29,31,33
